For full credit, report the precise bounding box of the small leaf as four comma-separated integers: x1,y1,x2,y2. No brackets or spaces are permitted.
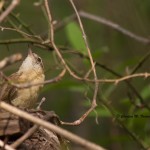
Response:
65,22,87,54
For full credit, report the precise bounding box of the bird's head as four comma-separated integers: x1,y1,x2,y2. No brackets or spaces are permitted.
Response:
19,48,44,75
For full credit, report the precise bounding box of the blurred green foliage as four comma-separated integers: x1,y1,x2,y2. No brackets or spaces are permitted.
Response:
0,0,150,149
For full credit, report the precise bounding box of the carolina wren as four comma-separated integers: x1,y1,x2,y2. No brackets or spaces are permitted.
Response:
0,49,45,108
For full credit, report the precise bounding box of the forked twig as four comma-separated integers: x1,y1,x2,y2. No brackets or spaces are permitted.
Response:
0,102,106,150
66,0,99,125
44,0,82,81
0,26,42,41
44,0,99,125
68,51,150,110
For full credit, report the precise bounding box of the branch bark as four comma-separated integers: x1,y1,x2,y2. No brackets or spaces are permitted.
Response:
0,102,106,150
0,0,20,23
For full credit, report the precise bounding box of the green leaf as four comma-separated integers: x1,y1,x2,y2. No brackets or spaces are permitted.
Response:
141,84,150,99
65,21,87,54
91,106,111,117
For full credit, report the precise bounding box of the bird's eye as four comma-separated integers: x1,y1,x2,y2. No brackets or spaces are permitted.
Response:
37,57,42,63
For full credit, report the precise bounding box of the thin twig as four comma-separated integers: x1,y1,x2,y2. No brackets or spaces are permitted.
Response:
44,0,82,81
127,91,145,108
97,94,147,150
11,125,39,148
44,0,99,124
67,0,98,125
1,68,66,89
0,140,15,150
37,97,46,110
84,62,96,79
84,72,150,84
131,50,150,74
0,38,53,50
52,11,150,45
0,53,22,70
0,102,106,150
7,17,33,39
79,11,150,45
0,26,42,41
9,11,35,35
67,51,150,111
0,0,20,23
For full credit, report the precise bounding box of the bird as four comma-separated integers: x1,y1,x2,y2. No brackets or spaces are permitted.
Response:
0,49,45,108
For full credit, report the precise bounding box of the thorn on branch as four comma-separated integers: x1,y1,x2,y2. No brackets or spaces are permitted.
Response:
37,97,46,110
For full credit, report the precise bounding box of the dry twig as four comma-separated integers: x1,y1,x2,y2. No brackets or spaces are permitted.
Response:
0,53,22,70
83,72,150,84
11,125,39,148
64,0,99,125
52,11,150,45
37,97,46,110
0,140,15,150
44,0,100,125
0,102,106,150
44,0,82,80
97,72,150,84
0,0,20,23
79,11,150,45
0,26,42,41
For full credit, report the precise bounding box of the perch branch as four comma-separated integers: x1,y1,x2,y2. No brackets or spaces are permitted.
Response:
0,102,106,150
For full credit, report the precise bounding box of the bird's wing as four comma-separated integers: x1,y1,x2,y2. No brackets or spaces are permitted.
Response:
0,72,22,103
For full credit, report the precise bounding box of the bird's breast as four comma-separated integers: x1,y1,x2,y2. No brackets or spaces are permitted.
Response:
12,72,45,108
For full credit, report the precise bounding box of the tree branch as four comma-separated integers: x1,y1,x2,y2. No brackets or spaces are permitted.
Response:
0,102,106,150
0,140,15,150
0,53,22,70
11,125,39,148
79,11,150,45
0,0,20,23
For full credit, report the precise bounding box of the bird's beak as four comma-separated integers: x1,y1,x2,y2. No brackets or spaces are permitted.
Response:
28,48,33,56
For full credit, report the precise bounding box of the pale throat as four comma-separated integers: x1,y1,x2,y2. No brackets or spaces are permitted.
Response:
19,56,34,72
18,56,44,83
